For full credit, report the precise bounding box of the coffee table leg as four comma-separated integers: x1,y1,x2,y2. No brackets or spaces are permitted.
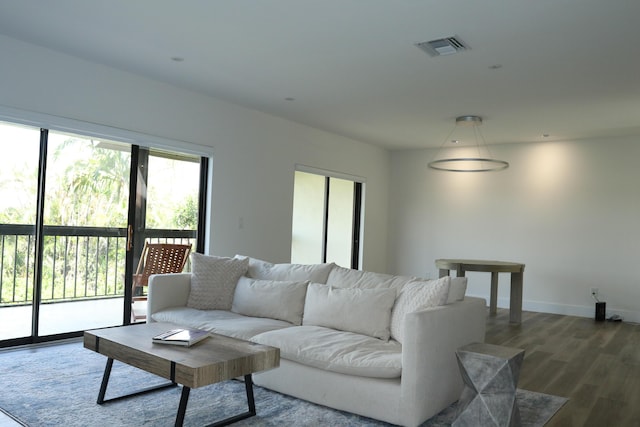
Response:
179,374,257,427
245,374,256,416
96,357,176,404
97,357,114,404
176,386,191,427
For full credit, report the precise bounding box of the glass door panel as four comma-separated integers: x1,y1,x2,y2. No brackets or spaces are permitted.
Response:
326,177,355,267
291,171,326,264
39,132,131,335
0,122,40,340
145,151,201,234
129,150,201,321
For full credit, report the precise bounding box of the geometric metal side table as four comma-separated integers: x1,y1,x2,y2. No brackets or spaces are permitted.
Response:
453,342,525,427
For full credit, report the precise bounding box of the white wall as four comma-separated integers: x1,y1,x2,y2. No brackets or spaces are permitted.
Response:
389,137,640,321
0,35,390,272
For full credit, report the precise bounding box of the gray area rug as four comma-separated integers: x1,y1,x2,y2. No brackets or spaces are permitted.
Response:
0,341,566,426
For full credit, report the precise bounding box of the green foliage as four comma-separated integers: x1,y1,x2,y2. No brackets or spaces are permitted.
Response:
174,195,199,230
47,138,129,227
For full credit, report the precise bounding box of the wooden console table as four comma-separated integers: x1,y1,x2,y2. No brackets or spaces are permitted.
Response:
436,259,525,324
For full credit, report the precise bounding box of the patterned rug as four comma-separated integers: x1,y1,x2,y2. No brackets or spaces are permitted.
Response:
0,341,566,426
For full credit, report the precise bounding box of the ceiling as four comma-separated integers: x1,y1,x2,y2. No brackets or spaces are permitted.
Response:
1,0,639,150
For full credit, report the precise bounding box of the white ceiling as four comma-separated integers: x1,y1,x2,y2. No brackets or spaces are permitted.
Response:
1,0,639,149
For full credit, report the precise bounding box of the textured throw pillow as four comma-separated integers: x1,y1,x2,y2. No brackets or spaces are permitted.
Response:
231,277,309,325
447,277,468,303
186,253,249,310
302,283,397,341
390,276,451,343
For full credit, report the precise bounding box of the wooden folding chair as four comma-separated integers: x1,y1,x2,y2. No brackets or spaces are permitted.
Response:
131,242,191,321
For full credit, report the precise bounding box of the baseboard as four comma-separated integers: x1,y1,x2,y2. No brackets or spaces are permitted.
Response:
467,293,640,324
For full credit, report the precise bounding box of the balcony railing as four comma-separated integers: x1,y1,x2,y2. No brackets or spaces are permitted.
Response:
0,224,195,306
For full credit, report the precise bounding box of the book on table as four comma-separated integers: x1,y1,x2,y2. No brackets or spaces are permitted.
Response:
152,328,210,347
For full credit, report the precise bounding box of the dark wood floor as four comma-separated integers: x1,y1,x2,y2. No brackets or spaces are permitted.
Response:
486,309,640,427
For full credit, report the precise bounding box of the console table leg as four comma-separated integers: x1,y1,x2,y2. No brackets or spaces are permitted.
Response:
490,272,498,316
510,272,523,324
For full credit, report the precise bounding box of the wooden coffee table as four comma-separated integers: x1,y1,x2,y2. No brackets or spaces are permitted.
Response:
84,322,280,426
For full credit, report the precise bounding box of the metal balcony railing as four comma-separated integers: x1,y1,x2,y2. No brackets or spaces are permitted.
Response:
0,224,195,306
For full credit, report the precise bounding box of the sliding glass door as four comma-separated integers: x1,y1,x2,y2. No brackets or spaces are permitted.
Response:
291,169,363,268
0,120,207,346
38,131,132,335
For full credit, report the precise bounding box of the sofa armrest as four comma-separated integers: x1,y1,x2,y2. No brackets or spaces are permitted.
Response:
400,297,487,425
147,273,192,322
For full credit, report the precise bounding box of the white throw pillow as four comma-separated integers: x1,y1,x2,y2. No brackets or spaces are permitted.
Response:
186,253,249,310
390,276,451,343
231,276,309,325
236,255,335,283
302,283,397,341
447,277,468,303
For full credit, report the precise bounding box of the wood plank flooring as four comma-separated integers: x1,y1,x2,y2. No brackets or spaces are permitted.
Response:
486,309,640,427
2,310,639,426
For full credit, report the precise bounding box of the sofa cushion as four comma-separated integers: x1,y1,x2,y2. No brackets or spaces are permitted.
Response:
151,307,293,341
186,253,249,310
447,277,467,303
231,276,309,325
325,265,414,294
302,283,396,341
237,255,334,283
390,276,451,343
252,325,402,379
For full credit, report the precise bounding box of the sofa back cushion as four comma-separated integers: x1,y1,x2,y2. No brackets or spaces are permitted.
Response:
302,283,396,341
236,255,335,284
231,277,309,325
325,265,413,295
186,253,249,310
390,276,451,343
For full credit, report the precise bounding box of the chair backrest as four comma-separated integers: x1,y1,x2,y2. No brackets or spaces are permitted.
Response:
135,242,192,286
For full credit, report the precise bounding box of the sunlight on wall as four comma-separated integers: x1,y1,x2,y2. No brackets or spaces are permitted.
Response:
522,142,574,199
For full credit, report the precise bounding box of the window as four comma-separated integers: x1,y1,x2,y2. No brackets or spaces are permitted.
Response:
291,168,363,268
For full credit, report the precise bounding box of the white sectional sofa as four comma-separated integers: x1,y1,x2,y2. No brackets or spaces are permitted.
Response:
147,253,487,427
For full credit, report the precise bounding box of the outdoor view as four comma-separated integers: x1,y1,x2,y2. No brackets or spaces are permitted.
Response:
0,121,201,341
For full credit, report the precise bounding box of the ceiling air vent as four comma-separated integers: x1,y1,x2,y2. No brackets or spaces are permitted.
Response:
415,36,469,57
